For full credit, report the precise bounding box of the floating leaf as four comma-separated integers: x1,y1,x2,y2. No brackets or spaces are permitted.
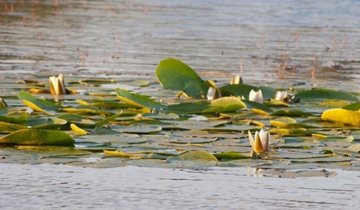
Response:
272,109,313,117
203,97,246,113
79,78,116,85
103,150,142,159
347,144,360,153
321,108,360,126
270,117,297,128
116,88,163,110
0,122,27,133
242,100,272,112
296,88,358,101
166,150,218,163
214,151,250,161
155,58,209,98
70,123,88,136
167,102,209,114
18,91,59,114
113,125,162,134
343,102,360,111
0,129,74,146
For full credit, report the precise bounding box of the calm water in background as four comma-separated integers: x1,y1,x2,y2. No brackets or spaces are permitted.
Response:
1,0,360,209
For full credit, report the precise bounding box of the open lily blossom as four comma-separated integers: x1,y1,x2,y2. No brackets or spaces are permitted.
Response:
275,90,288,101
249,89,263,104
49,74,66,95
206,87,221,100
248,129,271,154
0,97,7,108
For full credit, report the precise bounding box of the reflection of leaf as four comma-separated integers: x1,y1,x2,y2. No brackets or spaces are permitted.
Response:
296,88,358,101
18,91,59,115
116,88,163,110
155,58,209,98
0,129,74,146
321,108,360,126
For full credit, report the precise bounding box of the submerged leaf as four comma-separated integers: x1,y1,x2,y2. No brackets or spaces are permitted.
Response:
155,58,209,98
0,129,74,146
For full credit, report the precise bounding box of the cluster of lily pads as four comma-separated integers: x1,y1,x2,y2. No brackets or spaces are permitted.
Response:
0,58,360,169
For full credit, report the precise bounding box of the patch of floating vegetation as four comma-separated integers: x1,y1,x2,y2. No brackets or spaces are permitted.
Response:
0,58,359,171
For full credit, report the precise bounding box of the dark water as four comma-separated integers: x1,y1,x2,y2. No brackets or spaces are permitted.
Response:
1,0,360,209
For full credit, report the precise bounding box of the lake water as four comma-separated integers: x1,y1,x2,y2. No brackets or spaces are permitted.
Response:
0,0,360,209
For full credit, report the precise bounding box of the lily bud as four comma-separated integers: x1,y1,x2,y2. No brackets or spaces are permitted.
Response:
49,74,66,95
0,97,8,108
249,89,263,104
275,91,288,101
206,87,221,101
230,74,242,85
248,129,271,154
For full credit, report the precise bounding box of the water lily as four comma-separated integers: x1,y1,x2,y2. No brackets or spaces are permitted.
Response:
249,89,263,104
0,97,7,108
206,87,221,100
49,74,66,95
275,90,288,101
230,74,242,85
248,129,271,154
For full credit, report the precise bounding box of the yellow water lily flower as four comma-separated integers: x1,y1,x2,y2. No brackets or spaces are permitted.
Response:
249,89,263,104
275,90,288,101
49,74,66,95
248,129,271,154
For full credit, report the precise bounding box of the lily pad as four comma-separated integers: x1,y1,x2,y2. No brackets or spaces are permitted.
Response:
321,108,360,126
0,129,74,146
18,91,60,114
155,58,209,98
296,88,358,101
116,88,163,110
166,150,218,164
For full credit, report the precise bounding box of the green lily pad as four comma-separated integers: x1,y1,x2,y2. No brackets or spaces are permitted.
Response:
18,91,60,114
116,88,163,110
155,58,209,98
296,88,358,101
0,129,74,146
166,150,218,164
